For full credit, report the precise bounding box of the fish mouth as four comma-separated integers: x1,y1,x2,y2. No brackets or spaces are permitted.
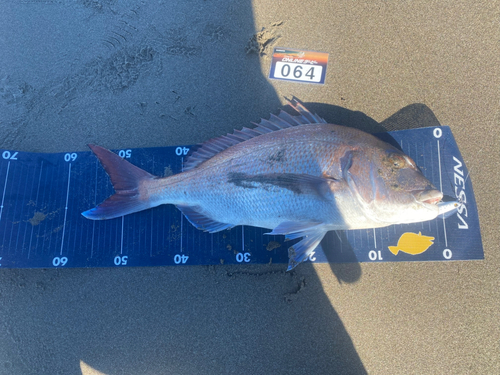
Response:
413,189,443,205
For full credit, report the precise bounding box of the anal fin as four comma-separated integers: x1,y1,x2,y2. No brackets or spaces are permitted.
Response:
177,205,234,233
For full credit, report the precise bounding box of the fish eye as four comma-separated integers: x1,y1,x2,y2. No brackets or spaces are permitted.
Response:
388,153,406,169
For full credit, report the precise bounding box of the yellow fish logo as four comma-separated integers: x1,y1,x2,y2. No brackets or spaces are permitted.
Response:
388,232,435,255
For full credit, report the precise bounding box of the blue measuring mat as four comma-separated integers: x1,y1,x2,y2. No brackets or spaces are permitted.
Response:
0,126,483,269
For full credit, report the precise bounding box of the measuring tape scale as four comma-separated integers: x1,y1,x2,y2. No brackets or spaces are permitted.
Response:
0,127,483,269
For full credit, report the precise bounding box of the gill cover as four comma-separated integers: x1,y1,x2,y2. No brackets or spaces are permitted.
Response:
341,151,382,205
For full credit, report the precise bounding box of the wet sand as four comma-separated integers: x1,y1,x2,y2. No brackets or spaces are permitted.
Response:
0,1,498,374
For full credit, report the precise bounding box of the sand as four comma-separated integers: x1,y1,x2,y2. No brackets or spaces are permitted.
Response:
0,1,498,374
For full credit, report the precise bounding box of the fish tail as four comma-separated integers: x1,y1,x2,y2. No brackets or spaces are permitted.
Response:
82,144,158,220
388,246,399,255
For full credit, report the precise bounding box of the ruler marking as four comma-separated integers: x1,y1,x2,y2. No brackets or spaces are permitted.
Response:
59,163,72,256
149,153,155,259
120,216,124,255
417,141,423,232
339,229,343,252
436,139,449,247
46,160,58,254
0,161,12,259
20,167,32,254
72,168,80,258
136,215,139,257
428,141,441,245
159,209,162,258
180,156,184,253
90,159,98,258
89,221,95,260
372,228,377,248
0,161,11,221
7,165,18,253
437,140,443,192
163,207,167,258
22,165,40,256
28,161,43,258
8,166,18,254
180,211,184,252
34,162,46,257
241,226,245,252
72,210,79,258
16,164,31,253
28,165,41,258
150,210,153,257
136,214,140,257
421,141,432,233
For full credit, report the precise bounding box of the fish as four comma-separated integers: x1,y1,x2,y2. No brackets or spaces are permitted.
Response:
82,98,458,270
388,232,435,255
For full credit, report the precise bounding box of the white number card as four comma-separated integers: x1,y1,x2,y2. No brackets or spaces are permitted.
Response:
269,48,329,85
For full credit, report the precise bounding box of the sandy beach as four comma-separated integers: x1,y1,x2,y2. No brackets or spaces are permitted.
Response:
0,1,498,374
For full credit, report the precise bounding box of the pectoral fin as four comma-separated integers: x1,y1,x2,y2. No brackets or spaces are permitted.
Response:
266,221,327,270
267,221,324,238
286,228,327,271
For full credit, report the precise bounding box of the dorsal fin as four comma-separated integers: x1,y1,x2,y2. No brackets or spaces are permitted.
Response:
183,97,327,171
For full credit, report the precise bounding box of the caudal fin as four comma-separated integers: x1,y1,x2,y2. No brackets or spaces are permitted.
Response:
82,144,157,220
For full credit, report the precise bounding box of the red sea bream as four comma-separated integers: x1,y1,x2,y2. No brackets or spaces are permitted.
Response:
82,98,458,270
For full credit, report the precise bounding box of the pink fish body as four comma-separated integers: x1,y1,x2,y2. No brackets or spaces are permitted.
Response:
83,98,457,270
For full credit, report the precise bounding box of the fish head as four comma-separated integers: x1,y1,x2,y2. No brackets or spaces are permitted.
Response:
341,146,443,225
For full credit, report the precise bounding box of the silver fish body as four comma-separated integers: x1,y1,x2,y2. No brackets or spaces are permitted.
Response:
83,98,457,270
